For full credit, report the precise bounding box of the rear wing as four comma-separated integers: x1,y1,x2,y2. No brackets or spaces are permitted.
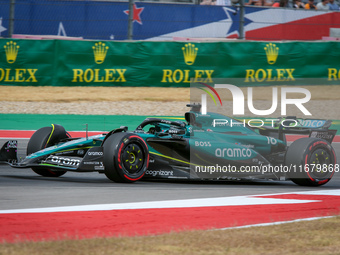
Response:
309,130,337,143
257,117,337,143
274,117,332,130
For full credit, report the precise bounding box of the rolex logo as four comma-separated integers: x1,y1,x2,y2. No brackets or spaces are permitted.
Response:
264,43,279,65
182,43,198,65
4,41,19,64
92,42,109,64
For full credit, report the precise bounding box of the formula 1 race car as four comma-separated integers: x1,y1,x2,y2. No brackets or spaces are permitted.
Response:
0,104,338,186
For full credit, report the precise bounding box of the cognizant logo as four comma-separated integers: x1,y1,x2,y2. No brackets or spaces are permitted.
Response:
200,84,311,116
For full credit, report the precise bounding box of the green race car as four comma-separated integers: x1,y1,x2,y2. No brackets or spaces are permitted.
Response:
1,104,337,186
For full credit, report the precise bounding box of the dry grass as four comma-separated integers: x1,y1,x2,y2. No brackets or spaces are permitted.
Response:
0,85,339,103
0,86,190,102
1,216,340,255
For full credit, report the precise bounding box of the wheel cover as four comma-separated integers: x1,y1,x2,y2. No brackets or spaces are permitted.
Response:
121,143,145,175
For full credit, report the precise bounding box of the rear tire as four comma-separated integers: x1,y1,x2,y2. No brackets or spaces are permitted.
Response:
27,124,69,177
103,133,149,183
285,138,336,186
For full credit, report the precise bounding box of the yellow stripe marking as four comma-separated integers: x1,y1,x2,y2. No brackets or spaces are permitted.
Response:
51,147,92,154
150,152,202,167
46,124,55,146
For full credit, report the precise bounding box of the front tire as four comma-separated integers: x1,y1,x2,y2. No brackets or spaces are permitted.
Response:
103,133,149,183
27,124,69,177
285,138,336,186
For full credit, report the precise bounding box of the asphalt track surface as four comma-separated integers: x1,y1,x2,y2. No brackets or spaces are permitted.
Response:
1,138,340,211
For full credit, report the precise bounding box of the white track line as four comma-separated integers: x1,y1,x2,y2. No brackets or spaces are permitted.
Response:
0,193,321,214
1,189,339,215
217,216,336,230
251,189,340,197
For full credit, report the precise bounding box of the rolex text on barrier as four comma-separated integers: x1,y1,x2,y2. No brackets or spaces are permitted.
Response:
1,39,340,86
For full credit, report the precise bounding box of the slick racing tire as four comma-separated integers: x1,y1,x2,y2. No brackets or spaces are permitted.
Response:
103,133,149,183
27,124,69,177
285,138,336,186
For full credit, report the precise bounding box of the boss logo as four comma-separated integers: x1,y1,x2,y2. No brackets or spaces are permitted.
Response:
195,141,211,147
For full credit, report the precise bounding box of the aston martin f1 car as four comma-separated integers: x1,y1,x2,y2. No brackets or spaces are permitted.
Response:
1,104,338,186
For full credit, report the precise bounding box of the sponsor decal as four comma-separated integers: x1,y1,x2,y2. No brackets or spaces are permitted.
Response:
310,130,336,143
1,41,38,83
71,42,126,83
168,129,178,134
168,129,186,135
182,43,198,65
264,43,279,65
94,165,105,170
87,151,103,156
215,147,252,158
56,150,74,156
46,155,80,167
4,41,19,64
83,161,103,165
328,68,340,81
145,170,174,177
194,141,211,147
236,143,255,149
161,43,214,84
244,43,295,83
161,119,172,124
301,119,326,128
92,42,108,64
245,68,295,83
72,68,126,83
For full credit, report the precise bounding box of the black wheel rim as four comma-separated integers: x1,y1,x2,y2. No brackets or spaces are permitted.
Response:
309,148,332,179
121,143,144,175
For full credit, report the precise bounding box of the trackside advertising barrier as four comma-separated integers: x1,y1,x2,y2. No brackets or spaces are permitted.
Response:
1,39,340,87
1,1,340,41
